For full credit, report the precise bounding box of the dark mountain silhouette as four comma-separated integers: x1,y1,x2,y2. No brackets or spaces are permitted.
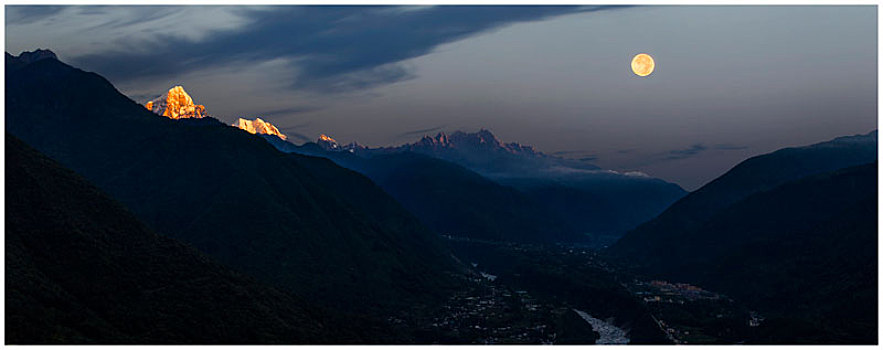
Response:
703,164,877,344
281,140,581,243
608,131,877,261
360,153,581,243
381,129,600,175
384,129,686,239
372,130,686,240
607,133,877,344
5,50,460,321
494,172,686,245
268,130,685,244
6,134,338,344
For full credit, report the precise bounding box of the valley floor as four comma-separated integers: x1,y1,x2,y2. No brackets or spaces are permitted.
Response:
397,237,771,344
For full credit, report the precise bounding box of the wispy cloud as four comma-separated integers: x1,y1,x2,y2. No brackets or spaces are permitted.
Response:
6,5,66,24
550,150,598,162
41,5,627,93
550,150,584,156
713,144,749,150
7,6,253,57
282,131,313,143
397,125,448,138
257,106,321,117
665,143,748,160
666,143,708,160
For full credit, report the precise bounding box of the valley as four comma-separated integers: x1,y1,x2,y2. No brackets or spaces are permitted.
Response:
4,46,877,345
437,239,770,344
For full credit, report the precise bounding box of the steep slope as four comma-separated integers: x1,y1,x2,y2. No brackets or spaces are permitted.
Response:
362,153,580,243
274,131,685,244
268,137,581,243
606,134,877,343
624,164,876,343
144,85,207,119
361,152,579,243
233,117,287,140
495,173,686,246
379,129,599,176
6,134,333,344
5,51,459,320
377,130,686,240
693,164,877,344
608,131,877,262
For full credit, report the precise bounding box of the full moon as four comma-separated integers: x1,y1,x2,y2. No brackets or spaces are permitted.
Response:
631,53,655,77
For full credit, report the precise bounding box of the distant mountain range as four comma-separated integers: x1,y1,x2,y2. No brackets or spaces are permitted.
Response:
297,147,581,243
7,48,877,345
261,129,685,245
377,129,601,176
5,50,462,333
607,131,877,343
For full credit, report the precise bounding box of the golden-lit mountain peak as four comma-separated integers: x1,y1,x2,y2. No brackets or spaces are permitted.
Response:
144,86,207,119
233,117,287,140
318,134,337,143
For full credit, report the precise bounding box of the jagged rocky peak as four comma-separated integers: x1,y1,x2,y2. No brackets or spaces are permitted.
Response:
411,129,537,155
316,134,365,153
342,141,366,153
448,129,503,147
7,49,58,69
233,117,287,140
317,134,340,150
144,86,207,119
417,132,450,147
17,49,58,63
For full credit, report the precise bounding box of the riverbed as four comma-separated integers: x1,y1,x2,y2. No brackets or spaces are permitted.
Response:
572,309,629,344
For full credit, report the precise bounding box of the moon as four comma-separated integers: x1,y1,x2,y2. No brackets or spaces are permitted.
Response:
631,53,655,77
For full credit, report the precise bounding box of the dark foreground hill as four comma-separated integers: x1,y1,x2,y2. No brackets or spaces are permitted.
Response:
5,51,461,321
608,133,877,344
609,131,876,263
6,134,337,344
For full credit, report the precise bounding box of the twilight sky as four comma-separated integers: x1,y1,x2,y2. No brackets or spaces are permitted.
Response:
6,5,877,190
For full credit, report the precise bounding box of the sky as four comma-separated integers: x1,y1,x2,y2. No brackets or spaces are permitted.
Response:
6,5,877,190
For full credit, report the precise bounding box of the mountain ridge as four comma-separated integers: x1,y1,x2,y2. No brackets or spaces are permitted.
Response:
264,130,685,244
6,133,340,344
608,130,877,261
604,132,877,343
5,50,461,323
233,117,287,140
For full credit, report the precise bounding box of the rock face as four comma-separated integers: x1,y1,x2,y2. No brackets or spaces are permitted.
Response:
6,49,58,71
317,134,340,150
412,129,540,157
379,129,599,176
144,86,207,119
233,117,287,140
16,49,57,64
316,134,365,153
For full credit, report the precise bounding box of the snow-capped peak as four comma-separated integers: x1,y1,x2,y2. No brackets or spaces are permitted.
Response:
144,86,207,119
233,117,287,140
317,134,340,150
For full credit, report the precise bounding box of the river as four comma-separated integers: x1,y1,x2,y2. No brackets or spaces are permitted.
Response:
572,309,629,344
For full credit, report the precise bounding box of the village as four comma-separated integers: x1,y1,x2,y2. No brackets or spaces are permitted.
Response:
624,277,761,344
